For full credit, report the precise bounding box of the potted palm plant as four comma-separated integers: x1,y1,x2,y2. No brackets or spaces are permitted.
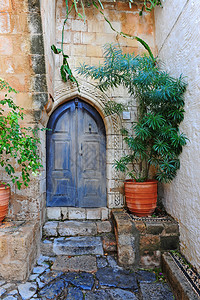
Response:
0,79,43,222
78,44,187,216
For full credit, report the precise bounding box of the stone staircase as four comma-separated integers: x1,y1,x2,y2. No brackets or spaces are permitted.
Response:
41,220,117,273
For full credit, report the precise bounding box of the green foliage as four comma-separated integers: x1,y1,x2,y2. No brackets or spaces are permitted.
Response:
0,79,43,189
51,0,161,86
77,44,187,183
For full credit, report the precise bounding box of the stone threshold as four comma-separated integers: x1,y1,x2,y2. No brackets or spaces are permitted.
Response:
46,207,110,221
162,252,200,300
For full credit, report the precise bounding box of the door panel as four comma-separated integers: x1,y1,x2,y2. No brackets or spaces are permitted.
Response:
46,99,106,208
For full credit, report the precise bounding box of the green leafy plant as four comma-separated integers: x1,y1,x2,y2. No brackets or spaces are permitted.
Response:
77,44,187,183
0,79,43,189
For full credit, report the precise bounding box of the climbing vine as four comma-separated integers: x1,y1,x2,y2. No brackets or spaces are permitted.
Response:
51,0,162,87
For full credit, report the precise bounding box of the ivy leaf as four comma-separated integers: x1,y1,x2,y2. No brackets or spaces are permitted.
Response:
51,45,62,54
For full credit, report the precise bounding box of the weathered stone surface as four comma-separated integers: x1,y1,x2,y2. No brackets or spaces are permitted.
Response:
66,287,83,300
0,221,40,281
112,210,133,234
85,290,110,300
3,296,17,300
40,239,53,256
136,270,156,283
162,253,199,300
58,221,97,236
118,244,135,266
37,255,50,266
46,207,61,220
53,236,104,256
63,272,94,290
0,287,6,297
108,288,138,299
163,222,179,234
29,274,39,281
97,221,112,233
160,235,179,250
52,255,97,273
39,270,63,286
140,235,160,253
145,222,164,235
134,221,146,233
18,282,37,300
86,209,101,220
140,282,174,300
102,233,117,252
107,255,119,269
38,278,65,299
43,221,58,237
101,208,109,220
97,256,108,269
96,267,138,291
68,208,86,220
32,266,47,274
140,250,161,268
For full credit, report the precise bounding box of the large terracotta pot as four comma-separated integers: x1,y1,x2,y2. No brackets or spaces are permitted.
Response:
124,179,158,217
0,184,10,223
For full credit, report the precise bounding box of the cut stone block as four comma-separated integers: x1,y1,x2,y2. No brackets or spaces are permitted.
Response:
52,255,97,273
86,209,101,220
68,208,86,220
97,221,112,233
46,207,61,220
58,221,97,236
53,236,104,256
43,221,58,237
102,233,117,252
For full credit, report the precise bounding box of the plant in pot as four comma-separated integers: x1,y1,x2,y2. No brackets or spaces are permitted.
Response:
78,44,187,216
0,79,43,223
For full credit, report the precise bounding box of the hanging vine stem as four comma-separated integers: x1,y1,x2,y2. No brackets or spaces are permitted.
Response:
51,0,161,87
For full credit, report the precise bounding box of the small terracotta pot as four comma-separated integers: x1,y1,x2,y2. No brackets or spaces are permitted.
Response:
124,179,158,217
0,184,10,223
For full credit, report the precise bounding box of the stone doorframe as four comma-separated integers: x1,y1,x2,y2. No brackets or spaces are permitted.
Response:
41,78,124,210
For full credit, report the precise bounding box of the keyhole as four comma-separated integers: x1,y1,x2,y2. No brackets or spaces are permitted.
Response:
89,123,92,133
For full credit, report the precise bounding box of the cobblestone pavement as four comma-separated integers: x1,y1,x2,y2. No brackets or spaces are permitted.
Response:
0,252,174,300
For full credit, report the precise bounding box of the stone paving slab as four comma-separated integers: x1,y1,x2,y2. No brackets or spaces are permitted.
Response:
0,232,176,300
140,282,174,299
53,236,104,256
0,252,176,300
52,255,97,273
96,267,138,291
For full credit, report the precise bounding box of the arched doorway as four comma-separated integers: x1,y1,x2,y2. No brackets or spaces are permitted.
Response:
46,98,106,208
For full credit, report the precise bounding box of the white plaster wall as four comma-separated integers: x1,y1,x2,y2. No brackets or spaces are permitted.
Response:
155,0,200,271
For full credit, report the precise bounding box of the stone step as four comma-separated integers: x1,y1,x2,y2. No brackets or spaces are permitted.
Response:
41,236,104,256
43,220,112,238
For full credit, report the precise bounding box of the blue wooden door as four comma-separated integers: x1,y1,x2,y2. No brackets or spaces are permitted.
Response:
46,99,106,207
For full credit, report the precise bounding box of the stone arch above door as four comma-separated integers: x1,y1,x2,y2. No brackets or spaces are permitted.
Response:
43,79,124,208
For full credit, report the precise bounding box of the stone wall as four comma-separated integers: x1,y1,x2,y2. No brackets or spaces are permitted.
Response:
0,0,47,222
0,221,40,281
154,0,200,272
40,0,155,209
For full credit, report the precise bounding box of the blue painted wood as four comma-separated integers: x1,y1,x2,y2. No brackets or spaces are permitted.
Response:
46,99,106,207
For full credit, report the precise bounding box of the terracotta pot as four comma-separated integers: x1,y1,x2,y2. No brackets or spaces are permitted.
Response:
0,184,10,223
124,179,158,217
